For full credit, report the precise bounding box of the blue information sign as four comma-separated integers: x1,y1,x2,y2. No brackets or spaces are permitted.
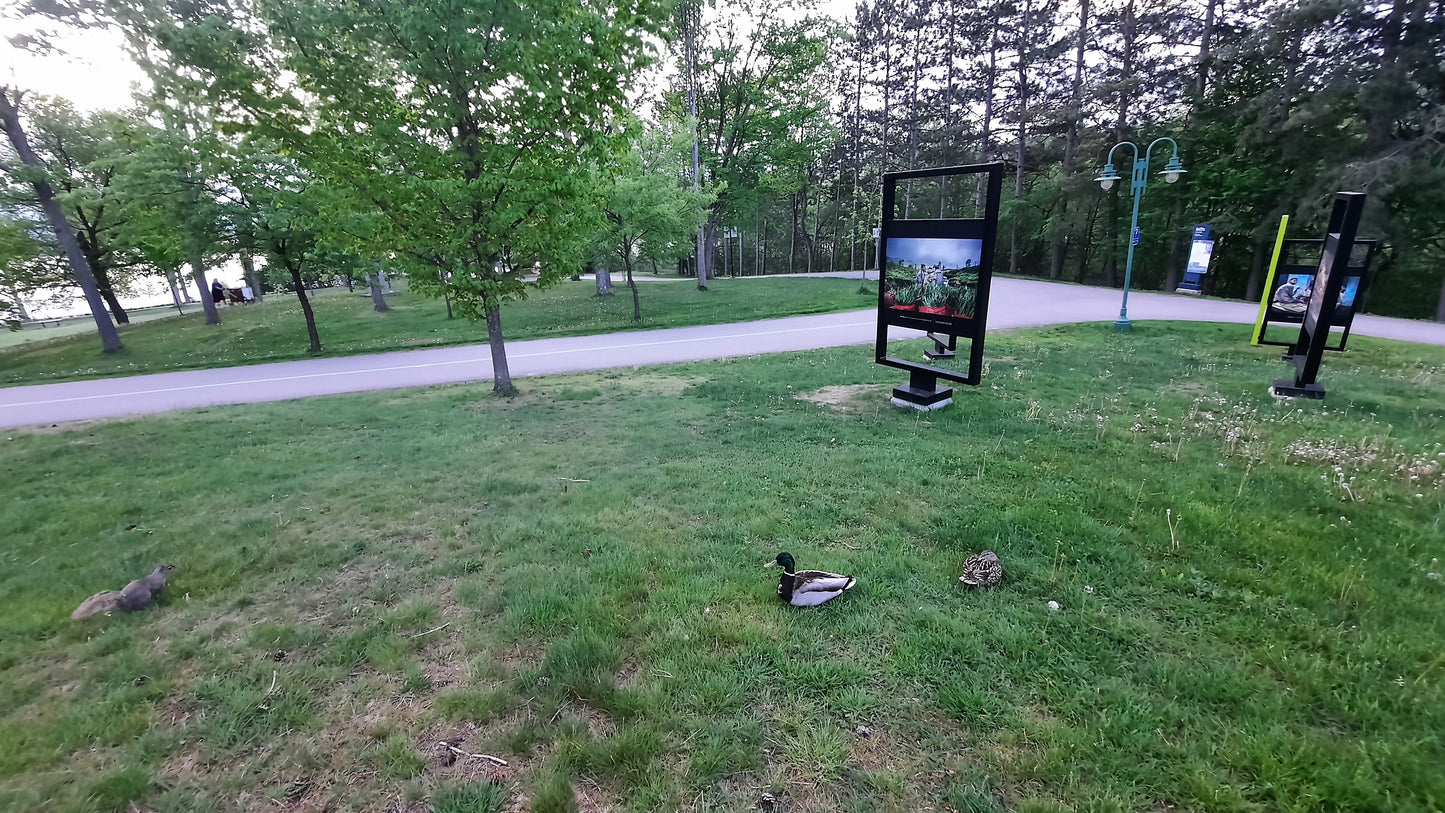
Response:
1192,224,1212,241
1131,226,1140,246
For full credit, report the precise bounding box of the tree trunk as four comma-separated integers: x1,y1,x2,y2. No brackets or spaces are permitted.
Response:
1164,204,1185,292
880,15,892,178
695,217,709,289
0,89,124,353
851,21,862,273
1104,0,1136,289
8,284,31,321
758,217,767,276
1049,0,1089,280
1010,0,1033,277
626,255,641,321
811,181,821,273
788,191,798,273
939,2,957,216
93,267,130,324
904,21,923,217
166,268,184,314
290,265,322,352
368,272,390,312
596,265,613,295
485,302,515,395
831,170,840,272
976,7,1000,213
1163,0,1215,293
703,221,717,281
239,240,263,303
189,250,220,326
1365,0,1410,154
1079,201,1099,282
1436,270,1445,323
1245,239,1268,303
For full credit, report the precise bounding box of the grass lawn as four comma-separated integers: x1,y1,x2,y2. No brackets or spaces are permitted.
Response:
0,277,876,387
1,322,1442,813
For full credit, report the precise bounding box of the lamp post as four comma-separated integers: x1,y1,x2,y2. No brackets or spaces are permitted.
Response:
1095,137,1186,331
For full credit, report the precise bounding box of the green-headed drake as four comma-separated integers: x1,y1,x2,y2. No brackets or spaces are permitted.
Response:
765,552,856,607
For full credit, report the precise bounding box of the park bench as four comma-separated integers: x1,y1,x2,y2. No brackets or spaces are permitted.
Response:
215,287,256,305
21,318,64,329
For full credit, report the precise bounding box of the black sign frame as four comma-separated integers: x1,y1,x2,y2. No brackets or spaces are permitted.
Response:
874,163,1004,406
1273,193,1366,400
1258,238,1376,352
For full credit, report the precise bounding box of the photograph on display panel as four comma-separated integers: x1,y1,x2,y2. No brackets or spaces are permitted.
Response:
1267,273,1360,323
881,237,984,324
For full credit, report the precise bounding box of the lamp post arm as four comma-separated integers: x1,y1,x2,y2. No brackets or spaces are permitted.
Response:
1105,141,1139,167
1145,137,1180,164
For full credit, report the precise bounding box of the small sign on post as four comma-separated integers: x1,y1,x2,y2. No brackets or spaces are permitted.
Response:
1131,226,1141,246
1271,193,1366,400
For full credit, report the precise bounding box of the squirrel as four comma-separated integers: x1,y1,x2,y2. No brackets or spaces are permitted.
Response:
71,564,176,620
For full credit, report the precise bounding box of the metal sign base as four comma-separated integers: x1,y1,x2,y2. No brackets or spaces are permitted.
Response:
1270,192,1365,401
892,370,954,411
1272,380,1326,400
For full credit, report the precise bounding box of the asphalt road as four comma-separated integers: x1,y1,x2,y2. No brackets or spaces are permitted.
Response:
3,277,1443,429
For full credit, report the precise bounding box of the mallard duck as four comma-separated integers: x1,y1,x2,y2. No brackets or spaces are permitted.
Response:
765,552,856,606
959,550,1003,587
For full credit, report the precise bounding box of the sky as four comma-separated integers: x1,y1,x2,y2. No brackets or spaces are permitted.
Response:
886,237,982,269
2,0,859,113
2,23,148,111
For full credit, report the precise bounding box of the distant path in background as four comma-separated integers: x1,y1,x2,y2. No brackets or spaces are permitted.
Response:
0,303,200,350
3,276,1442,429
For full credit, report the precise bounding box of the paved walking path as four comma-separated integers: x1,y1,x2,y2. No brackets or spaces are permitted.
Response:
3,277,1443,429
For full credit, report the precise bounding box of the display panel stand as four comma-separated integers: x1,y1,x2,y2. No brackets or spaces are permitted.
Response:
1271,192,1365,401
874,162,1004,410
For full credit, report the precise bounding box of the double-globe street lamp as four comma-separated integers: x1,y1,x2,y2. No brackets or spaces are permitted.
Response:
1095,137,1186,331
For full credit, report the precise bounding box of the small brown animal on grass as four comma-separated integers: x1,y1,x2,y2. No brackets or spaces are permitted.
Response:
71,564,176,620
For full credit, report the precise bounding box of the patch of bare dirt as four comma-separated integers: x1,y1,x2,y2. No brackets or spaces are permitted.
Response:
604,374,706,397
1173,380,1215,395
615,658,641,689
460,391,546,412
573,777,622,812
795,384,883,412
849,722,912,773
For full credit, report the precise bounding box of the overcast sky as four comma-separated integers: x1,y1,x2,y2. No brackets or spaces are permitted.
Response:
3,0,859,113
887,237,982,269
2,23,147,111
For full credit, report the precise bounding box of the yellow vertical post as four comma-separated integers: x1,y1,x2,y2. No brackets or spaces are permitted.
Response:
1251,215,1290,345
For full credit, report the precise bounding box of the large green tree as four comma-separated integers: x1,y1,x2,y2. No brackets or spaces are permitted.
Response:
677,0,834,283
597,119,715,321
3,98,158,324
0,86,123,351
184,0,671,393
0,214,56,326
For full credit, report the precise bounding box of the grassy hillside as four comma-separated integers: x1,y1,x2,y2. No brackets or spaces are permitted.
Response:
1,322,1442,812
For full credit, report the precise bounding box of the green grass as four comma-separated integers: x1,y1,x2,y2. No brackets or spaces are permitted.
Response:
1,322,1443,812
0,276,876,386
